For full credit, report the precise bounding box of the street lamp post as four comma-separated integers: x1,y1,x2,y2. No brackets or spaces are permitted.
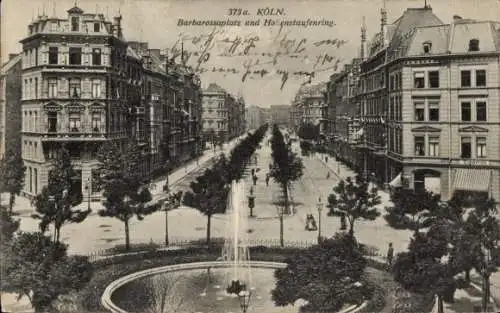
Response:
238,290,252,313
48,195,57,242
248,186,256,217
317,196,323,244
276,203,285,247
84,176,92,211
162,181,182,247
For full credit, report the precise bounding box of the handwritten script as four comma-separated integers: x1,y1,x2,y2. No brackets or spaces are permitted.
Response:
167,27,347,90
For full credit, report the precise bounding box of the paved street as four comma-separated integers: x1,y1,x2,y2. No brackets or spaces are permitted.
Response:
3,134,497,312
4,138,241,255
11,135,413,256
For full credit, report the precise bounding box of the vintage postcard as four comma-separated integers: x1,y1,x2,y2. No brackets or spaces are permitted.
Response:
1,0,500,312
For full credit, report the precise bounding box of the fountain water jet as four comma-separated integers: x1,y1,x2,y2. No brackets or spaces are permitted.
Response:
221,180,252,295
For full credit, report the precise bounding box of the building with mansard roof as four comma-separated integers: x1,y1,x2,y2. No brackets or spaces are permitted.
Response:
18,5,204,200
337,4,500,202
19,6,133,199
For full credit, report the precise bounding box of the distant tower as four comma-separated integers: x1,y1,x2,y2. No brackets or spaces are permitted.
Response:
361,16,367,60
380,0,387,44
113,13,122,38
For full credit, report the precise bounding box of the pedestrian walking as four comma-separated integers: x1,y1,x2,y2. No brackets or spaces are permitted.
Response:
325,156,328,163
265,174,270,186
386,242,394,269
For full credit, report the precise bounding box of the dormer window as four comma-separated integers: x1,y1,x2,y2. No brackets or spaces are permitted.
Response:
94,23,100,32
71,16,79,31
423,41,432,53
469,39,479,51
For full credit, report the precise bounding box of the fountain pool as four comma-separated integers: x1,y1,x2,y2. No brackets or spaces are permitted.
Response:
109,263,298,313
103,180,334,313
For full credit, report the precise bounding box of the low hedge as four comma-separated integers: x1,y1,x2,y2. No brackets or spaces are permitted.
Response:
59,247,295,313
52,246,432,313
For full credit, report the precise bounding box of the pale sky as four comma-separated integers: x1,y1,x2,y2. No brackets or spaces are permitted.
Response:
2,0,499,107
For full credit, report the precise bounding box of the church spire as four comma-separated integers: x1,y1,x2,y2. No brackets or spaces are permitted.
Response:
360,16,367,60
380,0,387,44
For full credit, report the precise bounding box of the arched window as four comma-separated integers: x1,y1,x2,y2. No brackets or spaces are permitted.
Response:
469,39,480,52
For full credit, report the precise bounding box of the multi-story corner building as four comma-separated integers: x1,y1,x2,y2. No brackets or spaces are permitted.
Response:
270,105,291,128
202,83,228,142
356,6,443,188
19,6,134,199
0,54,23,157
18,5,203,200
354,5,500,201
291,83,328,137
245,105,266,130
202,83,244,142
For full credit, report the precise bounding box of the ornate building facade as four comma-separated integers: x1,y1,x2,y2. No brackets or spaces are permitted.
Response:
19,6,203,200
291,83,328,137
328,5,500,201
202,83,245,143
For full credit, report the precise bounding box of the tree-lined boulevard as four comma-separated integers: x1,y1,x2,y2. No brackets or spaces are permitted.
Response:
2,125,500,313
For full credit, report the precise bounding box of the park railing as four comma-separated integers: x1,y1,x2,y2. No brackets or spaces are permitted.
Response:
86,236,381,263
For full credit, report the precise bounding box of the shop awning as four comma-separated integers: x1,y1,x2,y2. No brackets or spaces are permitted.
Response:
453,168,491,192
389,172,403,188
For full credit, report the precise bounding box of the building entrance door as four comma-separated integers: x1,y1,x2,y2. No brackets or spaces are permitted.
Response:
71,170,83,204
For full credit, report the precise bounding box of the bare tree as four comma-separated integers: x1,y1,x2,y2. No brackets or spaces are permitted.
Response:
147,274,190,313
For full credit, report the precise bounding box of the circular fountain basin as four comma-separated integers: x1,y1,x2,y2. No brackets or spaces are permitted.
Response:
102,261,367,313
102,261,293,313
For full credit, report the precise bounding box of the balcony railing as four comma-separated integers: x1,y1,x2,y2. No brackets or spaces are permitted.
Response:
41,123,107,136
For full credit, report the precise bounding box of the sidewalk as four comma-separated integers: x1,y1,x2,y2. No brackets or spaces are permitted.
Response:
314,152,392,206
0,137,242,313
1,137,242,217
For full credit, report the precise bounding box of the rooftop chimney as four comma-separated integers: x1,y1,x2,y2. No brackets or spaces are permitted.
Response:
453,15,463,21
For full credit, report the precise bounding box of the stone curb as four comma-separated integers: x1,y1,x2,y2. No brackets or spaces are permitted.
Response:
101,261,286,313
101,260,368,313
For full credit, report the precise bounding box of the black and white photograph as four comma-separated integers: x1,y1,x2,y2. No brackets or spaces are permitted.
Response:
1,0,500,312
